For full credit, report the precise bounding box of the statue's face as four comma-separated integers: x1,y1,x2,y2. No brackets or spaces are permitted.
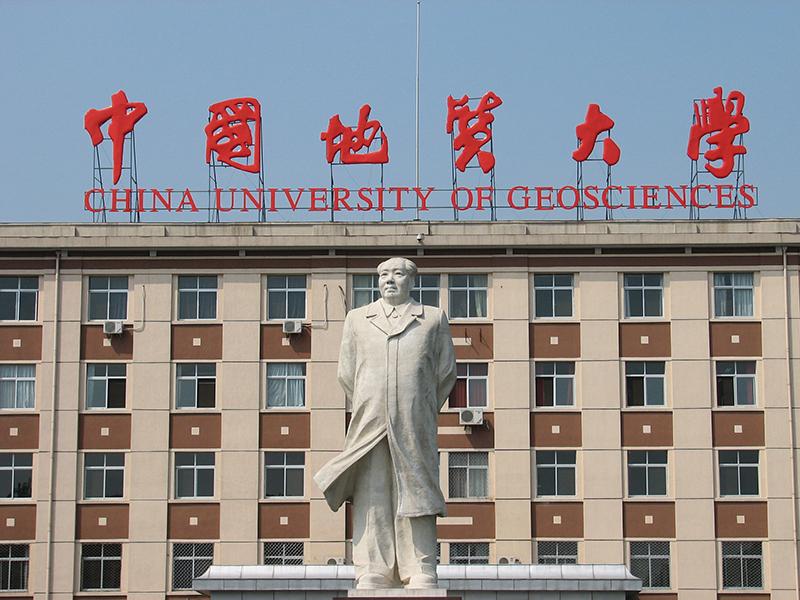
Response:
378,259,412,304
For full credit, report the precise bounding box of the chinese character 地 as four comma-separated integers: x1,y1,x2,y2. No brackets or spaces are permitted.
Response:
84,90,148,185
320,104,388,165
687,86,749,179
205,98,262,173
572,103,620,166
446,91,503,174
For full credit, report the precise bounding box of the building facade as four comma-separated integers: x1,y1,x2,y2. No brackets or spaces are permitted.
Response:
0,220,798,600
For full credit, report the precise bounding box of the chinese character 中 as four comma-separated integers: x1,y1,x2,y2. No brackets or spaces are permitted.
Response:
84,90,148,185
572,103,620,166
446,91,503,173
320,104,389,164
205,98,262,173
687,86,749,179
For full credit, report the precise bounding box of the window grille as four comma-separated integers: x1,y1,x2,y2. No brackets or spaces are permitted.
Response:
537,541,578,565
172,542,213,590
448,452,488,499
178,276,218,320
534,274,573,318
0,365,35,409
722,541,762,589
0,544,28,591
267,275,307,319
263,541,304,565
630,541,670,589
449,274,488,318
80,543,121,591
449,542,489,565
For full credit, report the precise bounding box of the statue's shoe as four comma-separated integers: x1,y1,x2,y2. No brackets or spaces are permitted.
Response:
405,574,439,589
356,573,395,589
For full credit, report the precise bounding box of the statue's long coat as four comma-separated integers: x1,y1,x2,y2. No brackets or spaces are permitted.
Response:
314,299,456,518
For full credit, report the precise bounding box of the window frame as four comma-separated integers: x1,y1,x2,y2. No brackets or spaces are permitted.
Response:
266,275,307,321
174,452,216,499
265,362,307,409
0,544,28,591
535,450,577,497
721,541,763,589
623,273,664,319
448,542,490,565
83,452,125,500
263,541,304,565
351,274,380,310
177,275,218,321
410,273,441,307
627,450,668,497
86,363,127,410
534,361,576,408
80,543,122,591
264,451,305,499
718,449,760,497
0,453,32,499
533,273,574,319
713,272,755,319
175,363,216,410
0,364,35,410
536,540,578,565
624,361,666,408
448,362,489,409
171,542,214,591
0,277,38,322
448,274,489,320
629,541,671,590
447,451,489,500
87,276,129,322
715,361,757,407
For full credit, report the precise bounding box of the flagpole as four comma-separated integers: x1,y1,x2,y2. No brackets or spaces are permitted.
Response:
415,0,421,220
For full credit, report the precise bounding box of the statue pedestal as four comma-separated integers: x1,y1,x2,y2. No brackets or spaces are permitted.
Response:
194,564,641,600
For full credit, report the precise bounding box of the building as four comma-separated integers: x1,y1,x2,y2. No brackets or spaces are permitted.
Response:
0,219,798,600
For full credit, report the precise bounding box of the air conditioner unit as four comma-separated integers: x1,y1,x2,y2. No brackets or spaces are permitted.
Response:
102,320,124,336
326,557,346,565
282,320,303,335
458,407,484,426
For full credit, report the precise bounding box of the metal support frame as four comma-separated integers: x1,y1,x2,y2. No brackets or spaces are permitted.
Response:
327,125,386,223
575,130,615,221
207,113,265,223
450,97,497,222
88,131,140,223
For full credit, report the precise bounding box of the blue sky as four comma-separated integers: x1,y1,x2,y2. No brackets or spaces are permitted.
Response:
0,0,797,222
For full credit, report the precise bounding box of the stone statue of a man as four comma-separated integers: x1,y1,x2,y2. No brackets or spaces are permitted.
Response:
314,257,456,589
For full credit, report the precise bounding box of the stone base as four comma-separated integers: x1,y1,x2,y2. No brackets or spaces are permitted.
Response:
345,589,451,597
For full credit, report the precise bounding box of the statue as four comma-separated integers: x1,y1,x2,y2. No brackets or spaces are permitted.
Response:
314,257,457,590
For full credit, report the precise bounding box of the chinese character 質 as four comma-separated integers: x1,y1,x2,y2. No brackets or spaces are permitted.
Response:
84,90,148,184
205,98,262,173
446,91,503,173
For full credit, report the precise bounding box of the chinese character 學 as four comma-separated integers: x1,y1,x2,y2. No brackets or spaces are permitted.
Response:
687,86,749,179
84,90,148,185
572,103,620,166
205,98,262,173
446,91,502,173
320,104,389,164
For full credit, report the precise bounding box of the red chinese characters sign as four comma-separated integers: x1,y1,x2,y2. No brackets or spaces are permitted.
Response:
84,90,148,184
321,104,388,164
205,97,262,173
573,103,620,166
446,91,503,173
687,86,749,179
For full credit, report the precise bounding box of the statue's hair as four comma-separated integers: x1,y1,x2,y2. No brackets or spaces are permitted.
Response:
376,257,418,279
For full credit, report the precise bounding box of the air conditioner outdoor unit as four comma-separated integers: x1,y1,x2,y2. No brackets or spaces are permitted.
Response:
458,407,484,426
103,320,124,336
326,557,346,565
282,320,303,335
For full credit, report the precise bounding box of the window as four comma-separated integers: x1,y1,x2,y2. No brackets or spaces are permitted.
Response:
411,274,440,307
267,275,306,320
175,453,215,498
627,450,667,496
449,542,489,565
84,453,124,499
0,454,31,499
265,452,304,497
534,274,573,318
630,541,670,589
263,541,303,565
719,450,759,496
88,276,128,321
0,277,37,321
176,363,216,409
172,543,213,590
178,276,217,320
266,363,306,408
81,543,121,591
537,541,578,565
86,364,126,409
0,545,28,591
352,274,380,309
449,274,488,319
449,363,488,408
716,361,756,407
714,272,754,317
535,362,575,407
536,450,576,496
624,273,663,318
625,362,665,407
448,452,489,499
722,541,762,589
0,365,35,409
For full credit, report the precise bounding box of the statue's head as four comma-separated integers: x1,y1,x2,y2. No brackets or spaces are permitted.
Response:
377,257,417,305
